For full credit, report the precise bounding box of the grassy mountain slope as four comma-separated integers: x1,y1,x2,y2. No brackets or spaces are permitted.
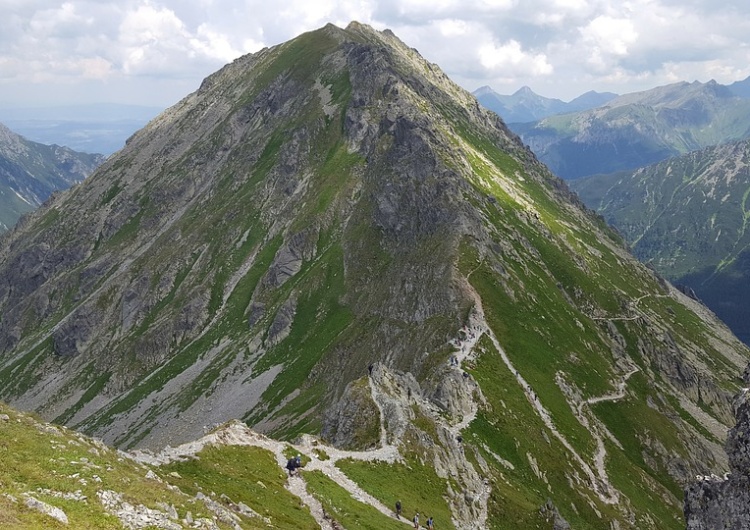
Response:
0,123,104,231
0,22,748,528
0,401,367,529
572,139,750,344
514,80,750,179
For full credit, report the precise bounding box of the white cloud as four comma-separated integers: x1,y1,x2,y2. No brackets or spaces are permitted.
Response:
580,16,638,57
436,19,469,37
479,40,553,76
0,0,749,106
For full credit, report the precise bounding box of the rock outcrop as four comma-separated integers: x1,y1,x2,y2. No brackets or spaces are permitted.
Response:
684,363,750,529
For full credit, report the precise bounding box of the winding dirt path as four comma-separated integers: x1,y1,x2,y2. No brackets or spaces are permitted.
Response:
128,287,646,526
131,416,409,529
459,292,622,505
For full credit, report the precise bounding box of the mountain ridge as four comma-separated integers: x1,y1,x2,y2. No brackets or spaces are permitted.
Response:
511,79,750,179
473,85,617,123
570,138,750,345
0,21,748,528
0,122,104,231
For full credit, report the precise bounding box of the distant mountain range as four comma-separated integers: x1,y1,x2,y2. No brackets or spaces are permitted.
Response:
727,76,750,98
477,78,750,180
473,85,618,123
0,122,104,231
0,103,163,155
571,138,750,344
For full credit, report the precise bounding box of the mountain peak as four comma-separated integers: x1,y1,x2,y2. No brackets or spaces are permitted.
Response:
514,85,536,96
0,22,747,529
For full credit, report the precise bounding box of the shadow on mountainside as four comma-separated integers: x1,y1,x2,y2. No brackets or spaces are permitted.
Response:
677,248,750,345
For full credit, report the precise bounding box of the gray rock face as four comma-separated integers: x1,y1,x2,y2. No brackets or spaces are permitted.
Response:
320,377,380,450
684,364,750,529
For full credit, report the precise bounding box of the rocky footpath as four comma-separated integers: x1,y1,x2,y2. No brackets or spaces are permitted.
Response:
684,363,750,529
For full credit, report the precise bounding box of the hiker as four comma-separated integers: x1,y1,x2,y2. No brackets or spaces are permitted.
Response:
368,363,374,376
286,457,297,476
413,512,420,528
427,516,434,529
395,500,402,519
286,454,302,476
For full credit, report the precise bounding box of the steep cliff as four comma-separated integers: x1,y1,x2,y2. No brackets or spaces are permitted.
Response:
684,363,750,529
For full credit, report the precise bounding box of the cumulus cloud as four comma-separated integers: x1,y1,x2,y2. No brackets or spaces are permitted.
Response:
0,0,749,106
479,40,553,76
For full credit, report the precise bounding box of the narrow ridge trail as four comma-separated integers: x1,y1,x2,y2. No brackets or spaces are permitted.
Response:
130,291,645,526
132,418,410,529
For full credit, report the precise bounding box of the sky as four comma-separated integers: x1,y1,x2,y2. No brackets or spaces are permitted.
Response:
1,0,750,110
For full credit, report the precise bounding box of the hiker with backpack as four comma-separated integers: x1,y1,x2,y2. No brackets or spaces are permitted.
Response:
286,454,302,476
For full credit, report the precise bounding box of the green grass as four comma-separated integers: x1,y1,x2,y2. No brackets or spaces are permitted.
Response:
101,195,150,249
161,444,319,529
0,403,231,529
335,458,456,530
237,27,346,108
100,181,121,206
466,338,619,529
304,469,412,530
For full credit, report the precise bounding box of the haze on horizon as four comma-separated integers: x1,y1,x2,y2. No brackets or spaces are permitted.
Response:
1,0,749,111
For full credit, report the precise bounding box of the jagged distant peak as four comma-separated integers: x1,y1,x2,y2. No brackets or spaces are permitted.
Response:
602,78,736,109
513,85,536,95
472,85,496,96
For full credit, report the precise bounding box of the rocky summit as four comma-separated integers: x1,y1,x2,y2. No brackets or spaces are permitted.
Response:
0,22,749,528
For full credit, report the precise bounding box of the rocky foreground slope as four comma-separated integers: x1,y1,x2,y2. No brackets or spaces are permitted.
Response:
684,363,750,528
0,22,749,528
0,400,410,529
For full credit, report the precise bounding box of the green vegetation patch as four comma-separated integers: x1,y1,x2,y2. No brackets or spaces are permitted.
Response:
304,469,412,530
54,369,111,425
0,338,52,398
467,337,619,529
161,444,319,529
591,372,686,498
0,403,225,529
335,458,456,530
